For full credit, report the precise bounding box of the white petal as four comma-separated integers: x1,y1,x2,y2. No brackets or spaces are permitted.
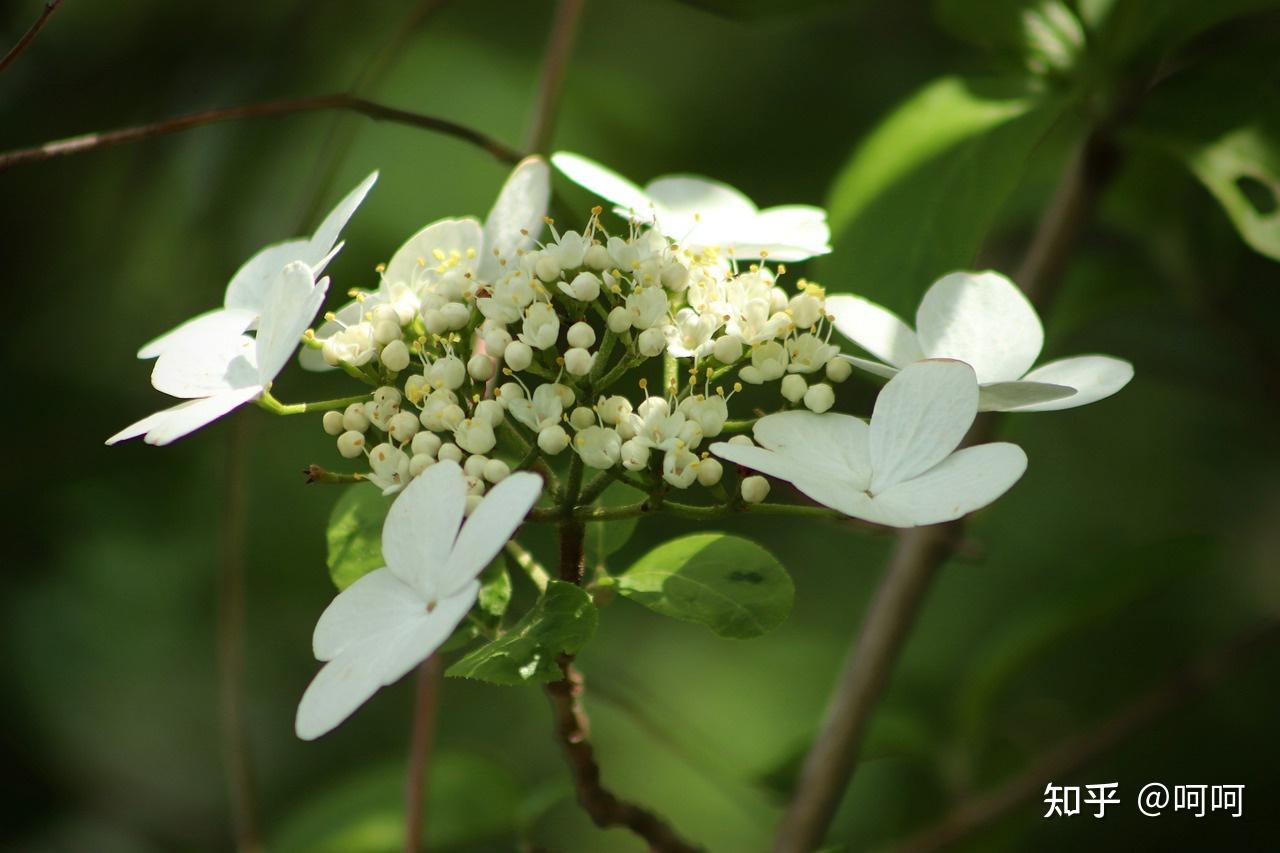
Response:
1013,355,1134,412
977,380,1075,412
312,567,424,661
308,171,378,260
914,271,1043,383
254,265,327,383
384,218,484,290
151,333,258,398
711,440,874,518
222,238,313,313
382,460,466,597
871,442,1027,526
136,307,256,360
551,151,653,216
106,386,261,446
297,297,369,371
868,360,977,494
752,410,872,490
441,471,543,597
747,205,832,261
480,157,550,280
295,584,476,740
826,294,924,368
839,355,901,380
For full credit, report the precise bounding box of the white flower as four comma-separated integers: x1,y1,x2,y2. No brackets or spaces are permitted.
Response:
625,286,669,331
678,395,728,438
665,308,719,359
295,460,542,740
367,443,411,495
826,271,1134,412
139,172,375,361
508,383,568,433
573,425,622,469
710,360,1028,527
552,152,831,262
108,263,327,446
519,301,560,350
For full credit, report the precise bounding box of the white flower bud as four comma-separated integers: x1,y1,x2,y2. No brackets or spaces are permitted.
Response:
738,365,764,385
497,382,526,406
422,308,449,335
562,272,601,302
663,447,699,488
368,443,411,494
437,442,464,463
564,347,594,376
548,383,576,408
430,356,466,390
418,389,458,431
570,406,596,430
366,401,394,431
607,306,631,334
441,302,471,330
534,254,561,282
781,374,807,403
337,430,366,458
322,410,344,436
789,293,824,328
520,302,560,350
567,321,596,349
826,357,853,383
620,438,650,470
661,263,689,292
598,395,632,425
482,327,512,358
504,340,533,371
440,404,465,431
464,454,488,478
455,417,496,455
374,386,402,409
370,304,399,326
637,327,666,357
464,493,485,515
712,334,743,364
388,411,420,442
409,453,435,476
751,341,789,381
537,424,569,454
804,382,835,413
411,431,441,457
741,475,770,503
373,319,402,346
405,373,429,404
586,244,611,270
475,399,505,428
727,434,754,447
696,456,723,487
342,402,370,432
380,339,411,372
482,458,510,483
467,354,495,382
574,425,621,469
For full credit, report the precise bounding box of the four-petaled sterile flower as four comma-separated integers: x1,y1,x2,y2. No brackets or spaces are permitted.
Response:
107,262,328,445
711,360,1028,527
826,271,1134,412
552,151,831,262
295,459,542,740
139,173,376,361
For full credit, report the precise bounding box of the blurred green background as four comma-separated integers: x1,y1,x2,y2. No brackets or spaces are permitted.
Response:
3,0,1279,850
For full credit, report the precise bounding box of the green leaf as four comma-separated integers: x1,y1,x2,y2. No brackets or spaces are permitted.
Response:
1081,0,1280,68
325,484,390,590
821,77,1066,315
584,482,643,568
614,533,793,639
446,581,597,685
270,752,522,852
933,0,1084,78
478,559,513,618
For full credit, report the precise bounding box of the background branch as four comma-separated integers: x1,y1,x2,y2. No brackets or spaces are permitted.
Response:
525,0,587,155
0,0,61,75
404,655,443,853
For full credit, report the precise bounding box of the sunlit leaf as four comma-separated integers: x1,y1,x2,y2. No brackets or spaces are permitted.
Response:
446,581,597,685
478,559,513,618
584,482,643,569
325,484,389,590
613,533,793,639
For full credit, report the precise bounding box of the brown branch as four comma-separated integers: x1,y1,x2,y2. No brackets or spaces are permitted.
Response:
404,655,442,853
524,0,587,155
0,93,522,172
772,132,1121,853
0,0,62,75
895,620,1280,853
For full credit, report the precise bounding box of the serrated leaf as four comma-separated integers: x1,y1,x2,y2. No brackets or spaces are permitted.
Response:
820,76,1066,315
615,533,793,639
584,482,643,568
325,484,390,590
446,581,597,685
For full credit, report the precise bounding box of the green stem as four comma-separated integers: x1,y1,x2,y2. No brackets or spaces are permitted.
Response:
719,418,756,435
257,390,371,415
505,541,550,592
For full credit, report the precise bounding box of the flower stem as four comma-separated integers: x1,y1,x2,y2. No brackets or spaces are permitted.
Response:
257,390,371,415
505,541,550,592
403,655,442,853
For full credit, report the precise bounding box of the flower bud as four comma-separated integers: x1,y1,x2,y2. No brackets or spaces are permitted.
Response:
467,354,495,382
430,356,466,390
366,401,394,431
482,327,512,358
564,346,594,376
440,302,471,330
409,453,435,476
342,402,370,432
781,374,807,403
570,406,596,430
620,438,650,470
437,442,464,463
504,340,533,371
456,417,496,455
373,319,402,346
607,306,631,334
741,475,770,503
598,395,632,425
388,411,420,442
586,243,612,270
422,308,449,335
374,386,402,409
804,382,835,413
380,339,411,372
738,365,764,385
497,382,526,405
567,321,596,349
574,426,621,469
475,399,505,428
405,373,429,404
712,334,743,364
534,254,561,282
464,493,484,516
337,430,366,458
663,447,699,488
696,456,723,487
564,272,601,302
727,434,754,447
440,404,465,431
370,304,399,326
637,327,666,357
661,263,689,292
482,458,510,483
322,410,344,436
411,431,441,457
826,357,852,383
463,454,488,478
789,293,824,329
538,424,570,454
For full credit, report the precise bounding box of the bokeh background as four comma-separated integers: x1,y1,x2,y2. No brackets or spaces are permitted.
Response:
3,0,1279,850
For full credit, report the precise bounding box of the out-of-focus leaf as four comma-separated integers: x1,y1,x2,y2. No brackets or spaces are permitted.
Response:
270,752,521,852
1080,0,1280,68
584,482,643,569
668,0,857,21
821,77,1066,315
612,533,793,639
446,581,597,685
1129,46,1280,261
933,0,1084,78
478,559,513,618
326,484,389,590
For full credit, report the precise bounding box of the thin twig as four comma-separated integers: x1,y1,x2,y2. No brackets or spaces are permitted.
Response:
404,655,443,853
0,0,62,75
773,132,1121,853
894,620,1280,853
524,0,587,154
217,414,260,853
0,93,521,172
